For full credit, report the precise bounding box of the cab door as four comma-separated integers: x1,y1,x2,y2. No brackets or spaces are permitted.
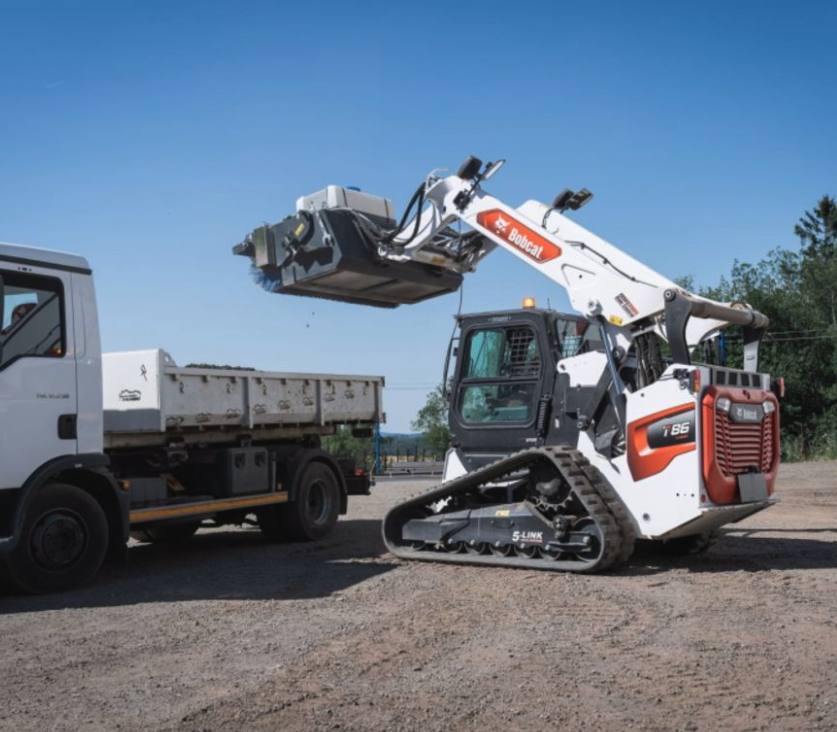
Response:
450,316,549,469
0,267,77,489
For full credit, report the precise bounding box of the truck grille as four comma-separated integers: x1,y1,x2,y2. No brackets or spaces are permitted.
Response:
714,410,776,477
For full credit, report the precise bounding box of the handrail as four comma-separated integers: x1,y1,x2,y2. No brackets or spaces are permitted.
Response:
663,290,769,373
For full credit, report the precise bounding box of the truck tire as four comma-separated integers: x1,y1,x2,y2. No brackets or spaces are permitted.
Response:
131,521,201,544
258,462,340,542
2,483,109,594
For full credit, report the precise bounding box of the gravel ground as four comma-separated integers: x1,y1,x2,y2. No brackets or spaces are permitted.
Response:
2,462,836,732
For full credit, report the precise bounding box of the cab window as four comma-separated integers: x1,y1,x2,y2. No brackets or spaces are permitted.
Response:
465,327,541,379
458,326,541,425
460,382,538,423
555,318,602,357
1,272,65,369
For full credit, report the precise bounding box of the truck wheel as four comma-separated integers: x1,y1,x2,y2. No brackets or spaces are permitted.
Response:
258,462,340,542
3,483,109,594
131,522,201,544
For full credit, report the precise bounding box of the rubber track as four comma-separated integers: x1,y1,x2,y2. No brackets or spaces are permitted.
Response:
382,446,635,573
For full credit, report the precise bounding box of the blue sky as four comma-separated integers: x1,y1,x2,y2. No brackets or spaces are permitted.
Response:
1,1,835,431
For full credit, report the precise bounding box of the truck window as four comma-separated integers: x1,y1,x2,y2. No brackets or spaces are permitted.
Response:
0,273,65,369
459,326,540,424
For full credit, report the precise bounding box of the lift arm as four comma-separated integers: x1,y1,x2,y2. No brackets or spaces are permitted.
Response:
372,157,768,366
235,155,769,369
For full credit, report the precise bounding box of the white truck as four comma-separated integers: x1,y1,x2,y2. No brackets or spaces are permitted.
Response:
0,242,384,593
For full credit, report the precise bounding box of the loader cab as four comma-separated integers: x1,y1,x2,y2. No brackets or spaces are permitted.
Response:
448,308,600,469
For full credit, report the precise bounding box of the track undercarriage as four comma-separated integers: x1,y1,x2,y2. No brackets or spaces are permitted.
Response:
383,447,636,573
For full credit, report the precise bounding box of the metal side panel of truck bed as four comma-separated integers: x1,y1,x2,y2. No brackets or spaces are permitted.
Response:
102,350,384,446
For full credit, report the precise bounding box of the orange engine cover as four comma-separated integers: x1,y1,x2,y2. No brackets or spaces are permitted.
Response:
627,403,697,481
701,386,780,504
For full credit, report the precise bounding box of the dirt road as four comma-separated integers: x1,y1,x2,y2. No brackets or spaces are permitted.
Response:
2,462,836,732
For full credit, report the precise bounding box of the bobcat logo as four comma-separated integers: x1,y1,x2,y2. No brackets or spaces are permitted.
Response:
476,209,562,264
494,215,510,234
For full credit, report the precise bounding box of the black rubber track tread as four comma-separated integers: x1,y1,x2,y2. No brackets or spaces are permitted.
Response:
575,458,637,566
382,446,632,574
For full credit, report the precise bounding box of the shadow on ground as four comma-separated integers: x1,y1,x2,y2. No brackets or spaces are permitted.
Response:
0,518,395,613
4,523,837,612
626,529,837,575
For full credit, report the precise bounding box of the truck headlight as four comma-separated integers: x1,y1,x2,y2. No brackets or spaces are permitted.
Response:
716,397,731,413
763,400,776,414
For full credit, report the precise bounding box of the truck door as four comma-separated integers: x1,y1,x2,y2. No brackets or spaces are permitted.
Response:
0,268,77,489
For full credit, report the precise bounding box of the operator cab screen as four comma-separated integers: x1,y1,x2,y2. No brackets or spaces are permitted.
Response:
458,326,541,424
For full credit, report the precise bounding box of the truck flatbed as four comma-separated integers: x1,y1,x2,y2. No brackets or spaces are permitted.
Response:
102,350,384,448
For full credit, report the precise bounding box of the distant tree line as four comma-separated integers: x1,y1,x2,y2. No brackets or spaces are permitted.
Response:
687,195,837,461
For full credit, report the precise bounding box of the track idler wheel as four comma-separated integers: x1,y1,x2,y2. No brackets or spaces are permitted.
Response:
572,518,605,563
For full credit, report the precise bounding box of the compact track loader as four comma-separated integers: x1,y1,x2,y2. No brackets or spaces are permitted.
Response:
234,156,780,572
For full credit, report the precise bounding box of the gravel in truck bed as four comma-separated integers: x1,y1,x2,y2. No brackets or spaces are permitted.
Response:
1,462,836,732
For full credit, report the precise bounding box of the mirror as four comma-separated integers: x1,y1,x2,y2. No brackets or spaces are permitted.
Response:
482,159,506,181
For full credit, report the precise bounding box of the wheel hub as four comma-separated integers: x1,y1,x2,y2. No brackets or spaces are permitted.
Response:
31,511,87,570
307,481,329,525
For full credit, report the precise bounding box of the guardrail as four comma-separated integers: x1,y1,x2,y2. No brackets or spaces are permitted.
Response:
378,461,444,478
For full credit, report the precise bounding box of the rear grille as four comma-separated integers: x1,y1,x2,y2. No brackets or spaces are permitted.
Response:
715,411,775,476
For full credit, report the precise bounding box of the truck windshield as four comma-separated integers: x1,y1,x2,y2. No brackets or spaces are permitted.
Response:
0,273,65,369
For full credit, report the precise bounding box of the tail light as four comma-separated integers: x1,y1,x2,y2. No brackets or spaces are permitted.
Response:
690,369,702,394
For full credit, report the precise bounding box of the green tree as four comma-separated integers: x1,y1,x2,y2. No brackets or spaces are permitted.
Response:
795,195,837,258
321,426,373,470
412,384,451,460
691,195,837,460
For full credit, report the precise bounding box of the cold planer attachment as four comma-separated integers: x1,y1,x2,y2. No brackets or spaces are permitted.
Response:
233,186,463,308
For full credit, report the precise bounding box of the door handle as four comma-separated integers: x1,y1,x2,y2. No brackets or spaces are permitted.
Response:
58,414,77,440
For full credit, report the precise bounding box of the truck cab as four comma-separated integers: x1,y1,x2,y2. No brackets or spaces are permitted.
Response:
0,243,122,593
0,244,104,475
